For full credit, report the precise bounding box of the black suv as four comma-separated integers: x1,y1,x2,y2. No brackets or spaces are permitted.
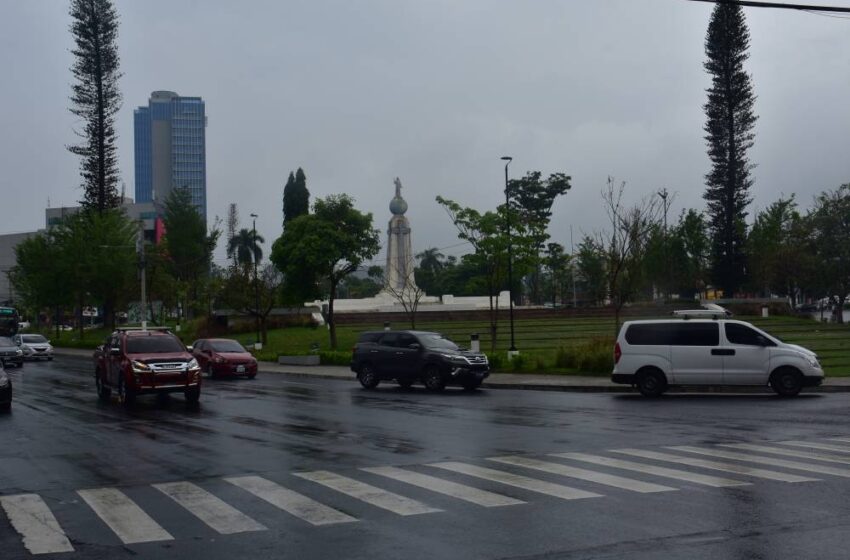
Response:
350,330,489,391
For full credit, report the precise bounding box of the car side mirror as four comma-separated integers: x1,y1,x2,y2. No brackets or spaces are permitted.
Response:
408,343,421,350
186,346,193,352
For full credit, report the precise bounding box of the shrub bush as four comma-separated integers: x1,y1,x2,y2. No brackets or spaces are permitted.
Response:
319,351,352,366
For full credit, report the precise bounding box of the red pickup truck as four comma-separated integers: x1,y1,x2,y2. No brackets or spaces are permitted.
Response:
94,328,201,405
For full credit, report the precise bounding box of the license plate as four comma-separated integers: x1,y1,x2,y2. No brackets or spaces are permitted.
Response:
236,365,245,373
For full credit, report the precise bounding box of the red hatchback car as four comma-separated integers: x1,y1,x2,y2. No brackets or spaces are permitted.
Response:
191,338,258,378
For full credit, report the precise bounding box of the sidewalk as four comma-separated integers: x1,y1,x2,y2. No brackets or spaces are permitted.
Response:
53,347,850,393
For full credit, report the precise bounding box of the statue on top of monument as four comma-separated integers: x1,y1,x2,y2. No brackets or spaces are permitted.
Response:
389,177,408,216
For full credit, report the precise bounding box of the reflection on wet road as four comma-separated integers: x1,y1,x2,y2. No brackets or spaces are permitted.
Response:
3,357,850,559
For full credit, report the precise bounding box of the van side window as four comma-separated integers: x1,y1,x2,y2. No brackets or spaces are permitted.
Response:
672,323,719,346
625,324,672,345
379,333,399,347
726,323,769,346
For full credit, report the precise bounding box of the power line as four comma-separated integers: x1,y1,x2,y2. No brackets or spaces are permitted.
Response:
685,0,850,13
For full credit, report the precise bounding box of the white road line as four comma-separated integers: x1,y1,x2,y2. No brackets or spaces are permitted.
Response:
553,453,749,488
427,462,602,500
613,449,817,483
828,437,850,445
294,470,441,516
670,446,850,478
225,476,356,526
361,466,524,507
779,441,850,454
77,488,173,544
722,443,850,465
0,494,75,555
153,481,267,534
488,456,676,494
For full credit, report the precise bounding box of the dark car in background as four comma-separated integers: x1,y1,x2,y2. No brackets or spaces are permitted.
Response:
191,338,258,378
0,337,24,369
350,330,489,392
0,364,11,412
13,333,54,361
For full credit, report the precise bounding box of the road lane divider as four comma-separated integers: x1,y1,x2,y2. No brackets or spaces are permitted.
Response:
361,466,525,507
294,470,441,516
0,494,75,555
487,456,677,493
613,449,818,483
225,476,356,526
426,462,602,500
77,488,174,544
553,453,750,488
153,481,267,534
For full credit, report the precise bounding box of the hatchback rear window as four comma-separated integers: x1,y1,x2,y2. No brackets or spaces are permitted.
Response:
126,336,185,354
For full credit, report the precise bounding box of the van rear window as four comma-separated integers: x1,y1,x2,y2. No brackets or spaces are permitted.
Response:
626,323,719,346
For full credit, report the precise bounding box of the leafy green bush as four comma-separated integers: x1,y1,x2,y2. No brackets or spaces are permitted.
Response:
509,353,526,371
319,351,352,366
486,353,503,371
555,346,577,368
574,337,614,374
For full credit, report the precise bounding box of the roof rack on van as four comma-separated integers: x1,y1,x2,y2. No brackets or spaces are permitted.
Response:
671,304,732,320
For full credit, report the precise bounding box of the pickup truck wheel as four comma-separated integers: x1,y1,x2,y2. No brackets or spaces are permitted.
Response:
185,387,201,404
423,366,446,392
117,378,135,406
96,373,111,401
636,368,667,398
771,367,803,397
357,364,380,389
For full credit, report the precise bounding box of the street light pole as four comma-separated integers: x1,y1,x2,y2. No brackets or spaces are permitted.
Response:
501,156,517,356
250,213,260,349
657,189,669,302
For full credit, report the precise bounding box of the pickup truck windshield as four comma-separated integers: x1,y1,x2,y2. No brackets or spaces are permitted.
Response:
126,336,185,354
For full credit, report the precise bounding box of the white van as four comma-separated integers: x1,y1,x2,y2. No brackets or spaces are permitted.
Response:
611,318,824,397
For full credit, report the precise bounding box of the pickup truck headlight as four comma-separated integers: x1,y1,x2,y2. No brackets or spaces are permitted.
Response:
131,360,151,373
188,358,200,371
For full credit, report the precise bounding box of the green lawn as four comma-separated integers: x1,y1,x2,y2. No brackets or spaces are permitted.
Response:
42,314,850,377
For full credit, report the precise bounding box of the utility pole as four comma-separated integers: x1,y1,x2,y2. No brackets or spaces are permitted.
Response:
137,222,147,331
570,224,577,308
250,213,261,349
501,156,518,358
658,189,670,302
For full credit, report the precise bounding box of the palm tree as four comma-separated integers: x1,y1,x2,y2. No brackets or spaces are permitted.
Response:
228,228,264,269
415,248,445,274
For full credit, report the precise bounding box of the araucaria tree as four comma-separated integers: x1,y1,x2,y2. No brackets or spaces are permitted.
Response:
282,168,310,226
68,0,123,212
703,3,757,297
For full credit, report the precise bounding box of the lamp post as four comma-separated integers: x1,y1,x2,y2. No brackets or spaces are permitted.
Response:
250,213,260,349
501,156,517,357
657,189,669,302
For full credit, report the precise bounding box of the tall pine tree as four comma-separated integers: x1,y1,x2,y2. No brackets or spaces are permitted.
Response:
68,0,123,213
283,167,310,226
703,3,757,297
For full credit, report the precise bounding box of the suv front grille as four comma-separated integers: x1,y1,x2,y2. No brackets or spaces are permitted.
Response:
464,356,487,365
148,362,188,373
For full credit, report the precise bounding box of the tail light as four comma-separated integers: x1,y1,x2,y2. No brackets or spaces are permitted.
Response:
614,342,622,364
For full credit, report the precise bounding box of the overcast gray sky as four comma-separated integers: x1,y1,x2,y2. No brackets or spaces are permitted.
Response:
1,0,849,268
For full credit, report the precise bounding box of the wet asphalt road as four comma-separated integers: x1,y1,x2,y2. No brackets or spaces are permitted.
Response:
3,357,850,559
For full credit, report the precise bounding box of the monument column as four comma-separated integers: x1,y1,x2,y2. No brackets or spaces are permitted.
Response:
385,178,418,293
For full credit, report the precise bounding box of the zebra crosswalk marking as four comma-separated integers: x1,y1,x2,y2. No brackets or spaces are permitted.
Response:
77,488,173,544
362,466,525,507
670,446,850,478
427,462,602,500
779,441,850,454
0,494,75,555
225,475,356,526
553,453,749,488
722,443,850,465
488,456,676,493
153,481,267,534
294,471,441,516
613,449,818,483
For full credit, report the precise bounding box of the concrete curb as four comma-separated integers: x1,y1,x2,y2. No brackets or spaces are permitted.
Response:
52,347,850,394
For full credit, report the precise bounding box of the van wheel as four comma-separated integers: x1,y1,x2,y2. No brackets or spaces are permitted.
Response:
636,368,667,397
771,367,803,397
422,366,446,392
358,364,380,389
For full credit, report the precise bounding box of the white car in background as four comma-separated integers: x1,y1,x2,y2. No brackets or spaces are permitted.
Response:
13,334,54,361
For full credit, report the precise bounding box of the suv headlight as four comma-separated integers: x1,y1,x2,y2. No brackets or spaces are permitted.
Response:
132,360,151,373
15,349,22,356
441,353,467,363
188,358,200,371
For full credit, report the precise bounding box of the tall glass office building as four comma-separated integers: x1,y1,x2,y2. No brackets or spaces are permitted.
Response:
134,91,207,220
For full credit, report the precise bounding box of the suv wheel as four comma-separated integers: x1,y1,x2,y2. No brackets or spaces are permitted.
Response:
117,377,135,406
96,372,111,402
771,367,803,397
357,364,380,389
423,366,446,392
637,368,667,398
